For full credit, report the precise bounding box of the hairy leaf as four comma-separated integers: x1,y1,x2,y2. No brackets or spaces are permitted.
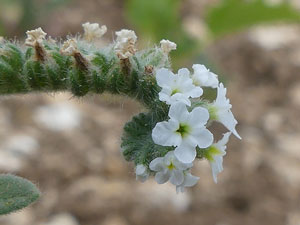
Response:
0,174,40,215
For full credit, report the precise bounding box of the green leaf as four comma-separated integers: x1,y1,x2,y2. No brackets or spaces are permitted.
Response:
0,174,41,215
206,0,300,37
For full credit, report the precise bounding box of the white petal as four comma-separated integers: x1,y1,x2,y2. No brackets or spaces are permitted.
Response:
183,173,200,187
176,186,185,193
170,93,191,106
188,106,210,127
215,132,231,151
208,72,219,88
136,175,148,183
156,68,174,87
174,142,196,163
149,157,164,171
218,110,241,139
173,158,192,170
152,121,182,146
170,170,184,185
155,171,170,184
159,92,171,104
191,127,214,148
168,102,189,122
210,156,223,183
187,86,203,98
215,83,229,107
163,151,176,164
192,64,208,72
177,68,190,77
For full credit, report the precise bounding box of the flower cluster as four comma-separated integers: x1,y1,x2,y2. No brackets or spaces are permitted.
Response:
60,38,78,56
160,39,177,55
135,57,241,192
3,22,240,193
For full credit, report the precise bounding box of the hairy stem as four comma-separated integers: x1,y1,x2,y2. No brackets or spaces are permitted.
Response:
0,41,168,114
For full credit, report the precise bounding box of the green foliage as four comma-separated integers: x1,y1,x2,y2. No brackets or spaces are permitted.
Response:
206,0,300,37
125,0,197,59
0,174,40,215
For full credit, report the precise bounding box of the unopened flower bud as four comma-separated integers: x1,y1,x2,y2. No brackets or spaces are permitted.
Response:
114,29,137,59
160,39,176,54
61,39,78,56
135,164,150,182
82,22,107,42
25,28,47,47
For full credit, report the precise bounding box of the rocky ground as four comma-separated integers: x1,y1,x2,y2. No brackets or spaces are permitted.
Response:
0,0,300,225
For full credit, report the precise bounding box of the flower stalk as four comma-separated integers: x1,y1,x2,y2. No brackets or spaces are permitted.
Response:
0,22,241,205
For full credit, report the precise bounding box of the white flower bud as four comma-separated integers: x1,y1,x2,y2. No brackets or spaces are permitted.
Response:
82,22,107,42
160,39,176,54
135,164,150,182
25,27,47,47
114,29,137,59
61,39,78,56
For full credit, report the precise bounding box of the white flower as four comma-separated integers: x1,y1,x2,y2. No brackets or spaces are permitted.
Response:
156,68,203,106
149,151,192,185
176,171,199,193
135,164,150,182
204,132,231,183
82,22,107,42
152,102,213,163
210,83,241,139
61,39,78,56
25,27,47,47
191,64,219,88
114,29,137,59
160,39,177,54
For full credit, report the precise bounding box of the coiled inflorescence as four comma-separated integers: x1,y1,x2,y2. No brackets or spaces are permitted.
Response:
0,22,240,193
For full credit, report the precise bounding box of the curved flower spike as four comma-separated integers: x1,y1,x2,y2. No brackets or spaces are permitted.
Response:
156,68,203,106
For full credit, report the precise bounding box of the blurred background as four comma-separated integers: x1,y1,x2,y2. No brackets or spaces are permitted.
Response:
0,0,300,224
